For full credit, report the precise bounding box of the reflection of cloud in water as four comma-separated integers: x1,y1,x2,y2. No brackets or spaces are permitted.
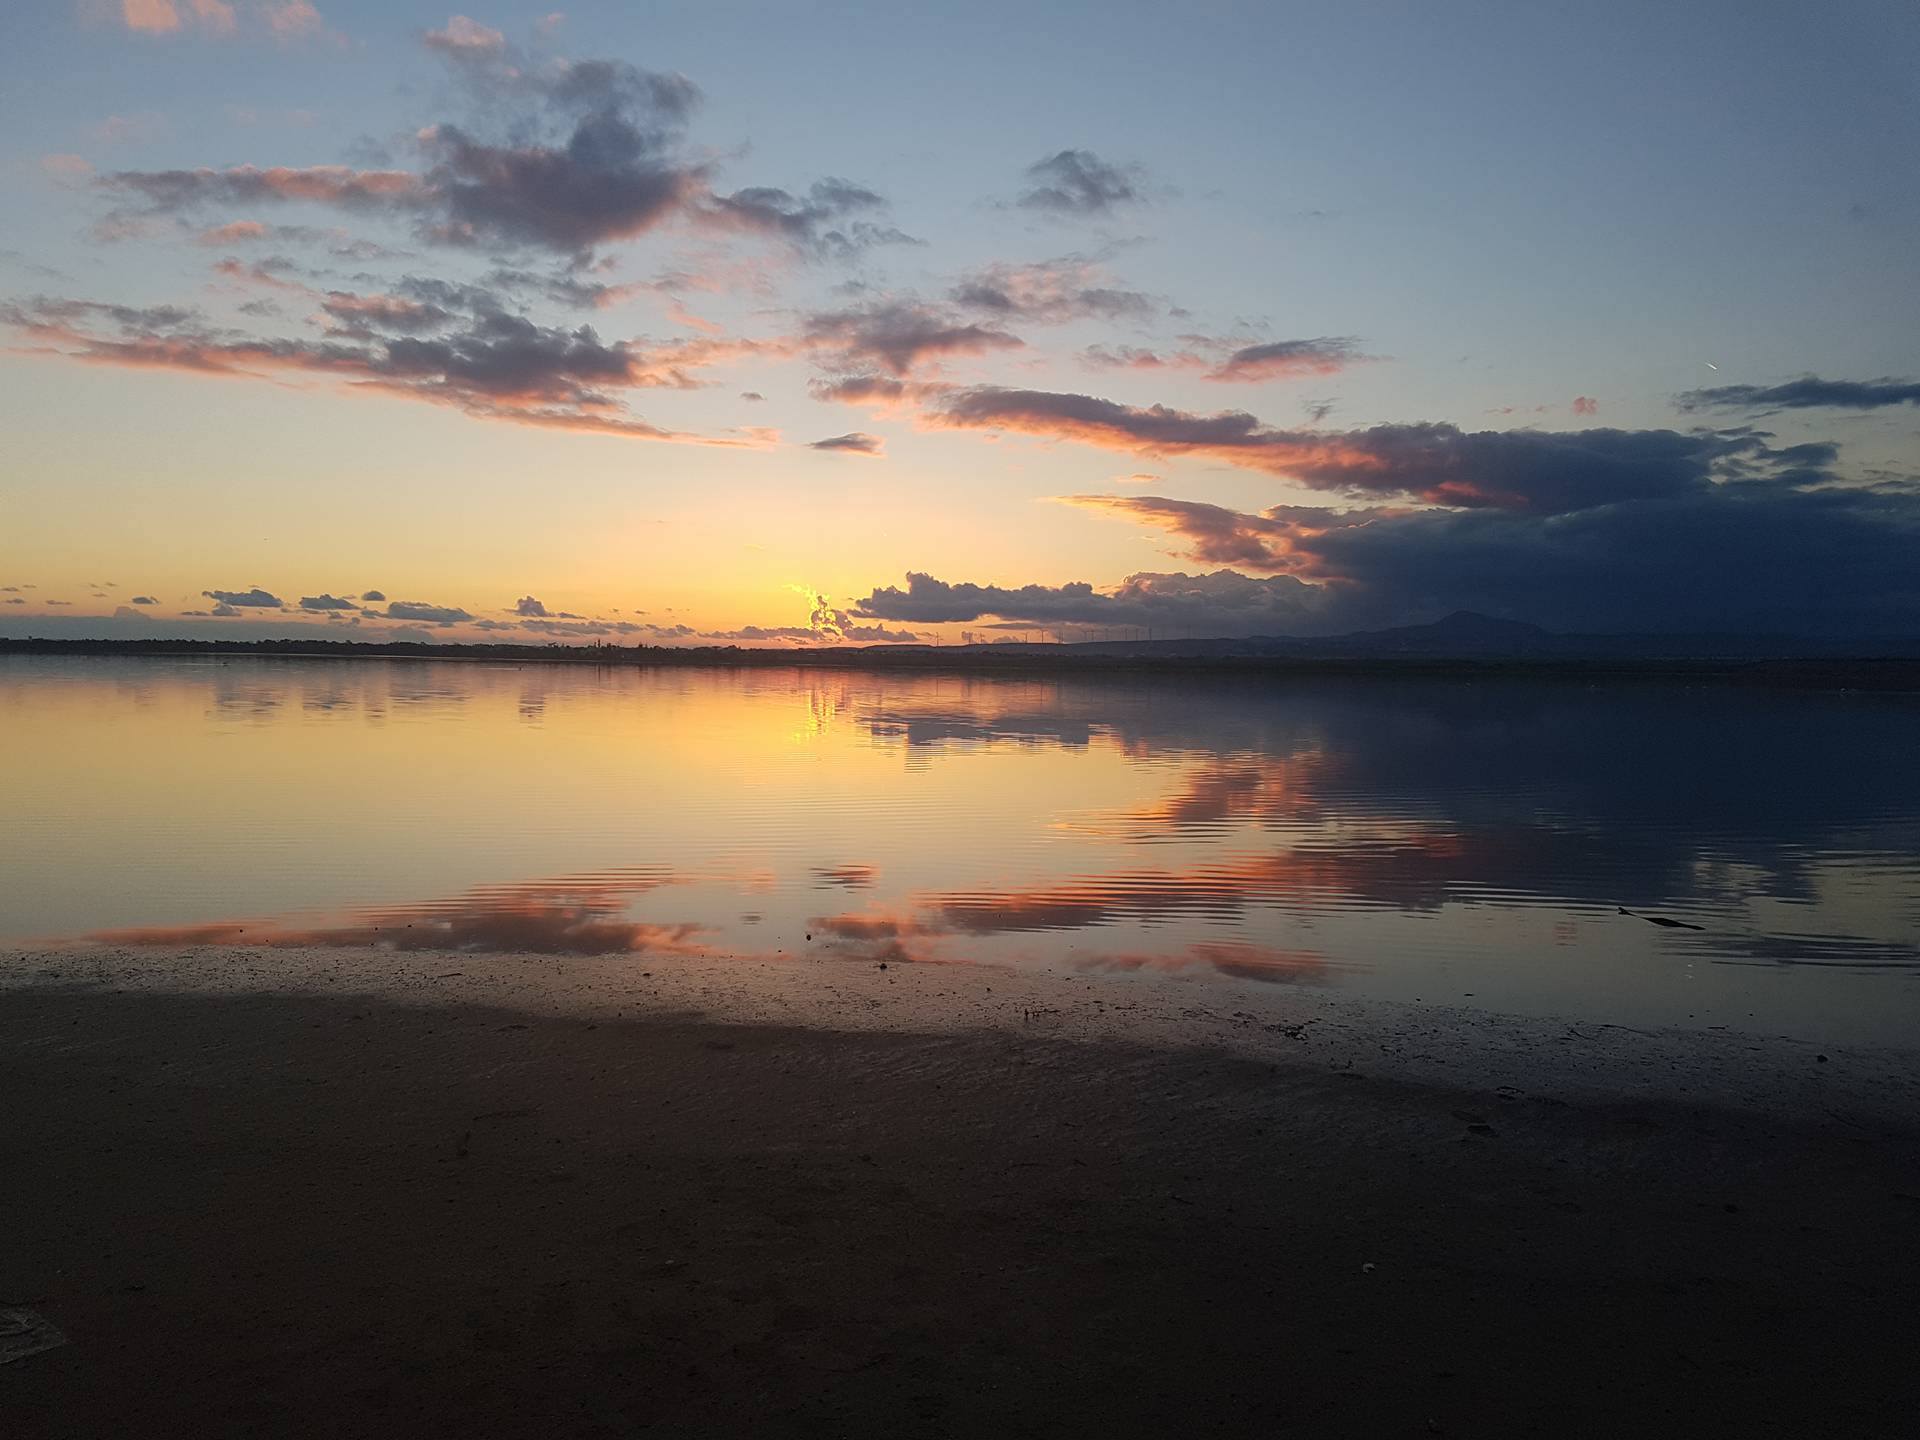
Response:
812,864,879,888
811,911,944,966
1684,931,1920,972
87,868,715,957
1077,941,1337,985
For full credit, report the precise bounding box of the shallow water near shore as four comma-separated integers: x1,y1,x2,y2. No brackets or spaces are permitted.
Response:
3,653,1917,1044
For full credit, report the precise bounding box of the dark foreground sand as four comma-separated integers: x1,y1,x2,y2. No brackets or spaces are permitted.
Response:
4,947,1918,1438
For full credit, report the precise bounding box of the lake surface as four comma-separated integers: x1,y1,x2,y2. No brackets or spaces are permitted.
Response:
3,654,1917,1044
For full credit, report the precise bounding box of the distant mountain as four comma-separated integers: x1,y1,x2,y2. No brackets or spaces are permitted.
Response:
1302,611,1557,657
955,611,1920,662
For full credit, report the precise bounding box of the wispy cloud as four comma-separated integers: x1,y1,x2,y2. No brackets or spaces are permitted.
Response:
1015,150,1147,217
1677,376,1920,412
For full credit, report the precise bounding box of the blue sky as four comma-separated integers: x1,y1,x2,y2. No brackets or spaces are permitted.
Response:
4,1,1918,640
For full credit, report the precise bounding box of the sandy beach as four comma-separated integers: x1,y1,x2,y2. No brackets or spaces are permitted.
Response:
4,945,1917,1437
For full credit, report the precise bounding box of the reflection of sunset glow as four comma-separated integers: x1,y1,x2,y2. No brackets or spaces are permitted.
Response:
7,659,1919,1043
86,870,716,957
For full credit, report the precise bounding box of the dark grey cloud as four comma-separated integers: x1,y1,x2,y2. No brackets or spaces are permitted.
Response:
706,179,920,259
416,115,705,254
1209,337,1365,383
1016,150,1146,216
808,374,907,404
4,293,741,439
740,390,765,402
1060,469,1920,634
203,587,283,608
805,301,1021,376
932,385,1792,513
1067,495,1333,569
852,570,1341,635
105,40,901,266
808,431,883,455
512,595,586,619
1,297,199,334
130,595,157,605
318,291,454,336
360,589,386,601
949,256,1154,324
384,600,474,624
299,594,357,611
1677,376,1920,412
1081,334,1368,382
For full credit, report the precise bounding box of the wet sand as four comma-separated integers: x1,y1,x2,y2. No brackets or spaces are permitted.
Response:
4,946,1918,1437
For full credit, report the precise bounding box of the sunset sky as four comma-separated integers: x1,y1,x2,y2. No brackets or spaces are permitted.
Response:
4,1,1919,644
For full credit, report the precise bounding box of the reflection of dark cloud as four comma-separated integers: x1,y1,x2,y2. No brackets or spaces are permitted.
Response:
845,674,1920,965
1678,932,1920,972
812,864,879,888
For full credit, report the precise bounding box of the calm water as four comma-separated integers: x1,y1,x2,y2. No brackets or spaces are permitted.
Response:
3,655,1917,1045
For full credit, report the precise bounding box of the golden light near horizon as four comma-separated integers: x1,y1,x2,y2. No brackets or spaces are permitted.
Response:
3,6,1916,648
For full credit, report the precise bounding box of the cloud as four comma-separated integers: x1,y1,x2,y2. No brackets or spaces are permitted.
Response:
384,600,473,624
851,569,1341,636
260,0,323,40
1016,149,1145,216
514,595,550,616
103,163,428,217
949,255,1154,324
1572,395,1599,416
740,390,764,401
1676,376,1920,412
1206,337,1366,384
1056,462,1920,634
360,589,386,601
298,593,355,610
100,39,705,256
413,116,704,253
2,293,759,445
929,385,1771,513
108,26,907,264
808,431,883,455
203,586,282,607
703,179,919,260
130,595,158,604
108,1,328,44
1065,494,1364,571
194,220,408,260
317,291,453,335
1083,335,1368,383
422,14,504,55
804,300,1021,376
120,0,178,31
808,374,908,404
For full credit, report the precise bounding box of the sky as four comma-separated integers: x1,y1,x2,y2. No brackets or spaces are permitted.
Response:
3,0,1918,644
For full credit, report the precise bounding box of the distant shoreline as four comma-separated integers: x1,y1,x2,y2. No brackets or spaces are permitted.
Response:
6,635,1920,689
